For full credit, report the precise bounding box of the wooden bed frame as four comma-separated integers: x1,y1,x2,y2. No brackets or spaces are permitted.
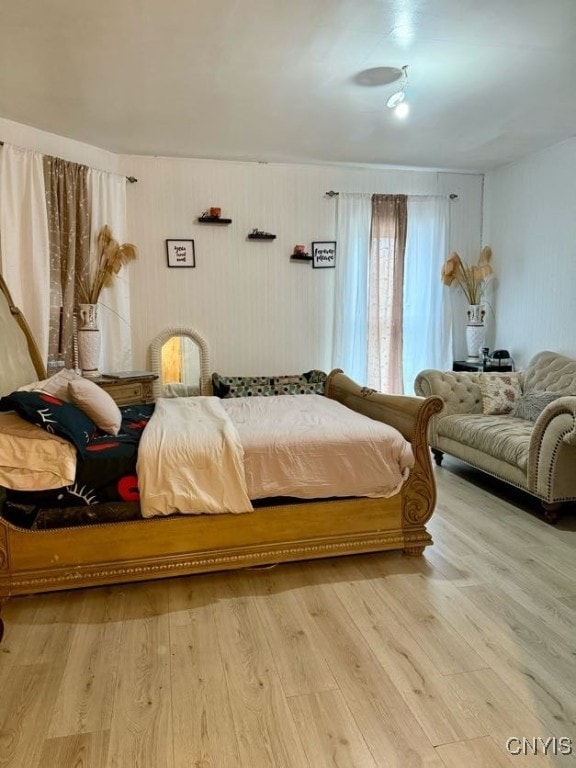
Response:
0,275,442,640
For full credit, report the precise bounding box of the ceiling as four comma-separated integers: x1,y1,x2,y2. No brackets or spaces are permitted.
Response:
1,0,576,172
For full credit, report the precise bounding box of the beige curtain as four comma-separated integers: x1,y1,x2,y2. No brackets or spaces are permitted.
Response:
367,194,407,393
43,156,90,367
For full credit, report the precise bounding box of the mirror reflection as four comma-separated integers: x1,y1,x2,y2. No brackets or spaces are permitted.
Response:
150,326,211,397
160,336,201,397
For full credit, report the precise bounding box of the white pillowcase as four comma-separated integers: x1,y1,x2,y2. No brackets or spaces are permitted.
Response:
18,368,82,401
68,378,122,435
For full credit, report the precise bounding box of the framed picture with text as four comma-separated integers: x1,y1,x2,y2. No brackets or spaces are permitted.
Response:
312,241,336,269
166,239,195,268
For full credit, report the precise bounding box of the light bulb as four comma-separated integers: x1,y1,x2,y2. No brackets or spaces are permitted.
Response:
395,101,409,118
386,90,405,109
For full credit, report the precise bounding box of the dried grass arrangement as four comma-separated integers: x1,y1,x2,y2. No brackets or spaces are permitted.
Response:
80,225,138,304
441,246,494,305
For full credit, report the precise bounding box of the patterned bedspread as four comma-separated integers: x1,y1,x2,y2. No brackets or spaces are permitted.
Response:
3,404,154,525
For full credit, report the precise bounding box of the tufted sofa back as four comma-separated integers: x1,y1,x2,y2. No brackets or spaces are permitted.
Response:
414,370,483,416
522,351,576,396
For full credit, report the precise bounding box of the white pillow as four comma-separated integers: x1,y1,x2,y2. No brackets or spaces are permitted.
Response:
18,368,82,401
41,368,84,400
68,378,122,435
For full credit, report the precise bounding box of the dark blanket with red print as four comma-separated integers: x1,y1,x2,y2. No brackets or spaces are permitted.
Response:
3,404,154,524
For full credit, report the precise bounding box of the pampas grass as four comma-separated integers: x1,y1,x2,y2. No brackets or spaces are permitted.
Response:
441,246,493,305
80,225,138,304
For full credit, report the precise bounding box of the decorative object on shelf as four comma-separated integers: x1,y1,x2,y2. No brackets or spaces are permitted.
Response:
248,228,276,240
290,244,312,261
77,303,101,377
312,241,336,269
166,239,195,268
77,225,138,378
198,211,232,224
441,246,494,361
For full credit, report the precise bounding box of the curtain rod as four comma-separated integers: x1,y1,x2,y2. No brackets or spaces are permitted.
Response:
325,190,458,199
0,141,138,182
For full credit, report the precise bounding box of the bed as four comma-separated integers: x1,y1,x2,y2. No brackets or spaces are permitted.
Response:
0,275,442,641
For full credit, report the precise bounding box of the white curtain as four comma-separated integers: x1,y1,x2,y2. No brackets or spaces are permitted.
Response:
331,193,372,383
0,144,50,363
88,169,133,372
402,196,451,394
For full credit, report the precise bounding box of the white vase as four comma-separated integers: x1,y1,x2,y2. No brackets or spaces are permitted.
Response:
465,304,485,362
77,303,101,377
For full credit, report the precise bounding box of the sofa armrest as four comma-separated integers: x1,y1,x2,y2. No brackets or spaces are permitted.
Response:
532,396,576,446
528,396,576,500
414,370,483,416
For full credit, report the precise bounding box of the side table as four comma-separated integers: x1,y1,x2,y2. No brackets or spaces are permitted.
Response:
91,372,158,405
453,360,513,373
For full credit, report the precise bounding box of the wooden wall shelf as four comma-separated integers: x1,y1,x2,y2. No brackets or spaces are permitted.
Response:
248,233,276,240
290,253,312,261
197,216,232,224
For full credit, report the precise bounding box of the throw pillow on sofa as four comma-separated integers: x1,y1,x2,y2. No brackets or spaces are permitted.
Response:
478,372,522,415
511,391,561,422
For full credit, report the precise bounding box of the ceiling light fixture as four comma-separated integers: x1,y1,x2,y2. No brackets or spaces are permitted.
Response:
386,65,409,116
394,101,409,118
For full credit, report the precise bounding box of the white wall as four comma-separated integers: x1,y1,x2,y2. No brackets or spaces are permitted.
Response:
483,138,576,369
0,116,484,374
5,114,575,377
122,155,484,374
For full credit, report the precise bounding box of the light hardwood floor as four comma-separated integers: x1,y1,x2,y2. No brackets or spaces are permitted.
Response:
1,458,575,767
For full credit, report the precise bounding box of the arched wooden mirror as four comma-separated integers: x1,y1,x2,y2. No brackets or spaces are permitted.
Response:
150,327,211,397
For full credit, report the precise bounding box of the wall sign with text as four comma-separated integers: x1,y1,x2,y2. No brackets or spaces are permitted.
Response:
166,239,195,268
312,241,336,269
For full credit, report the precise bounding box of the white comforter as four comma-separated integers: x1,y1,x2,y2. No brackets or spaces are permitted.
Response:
137,397,252,517
137,394,413,517
222,394,413,500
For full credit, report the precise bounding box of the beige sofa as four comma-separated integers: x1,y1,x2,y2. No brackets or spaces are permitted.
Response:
414,351,576,520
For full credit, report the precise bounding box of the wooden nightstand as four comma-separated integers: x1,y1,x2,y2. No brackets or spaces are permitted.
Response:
91,373,158,405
